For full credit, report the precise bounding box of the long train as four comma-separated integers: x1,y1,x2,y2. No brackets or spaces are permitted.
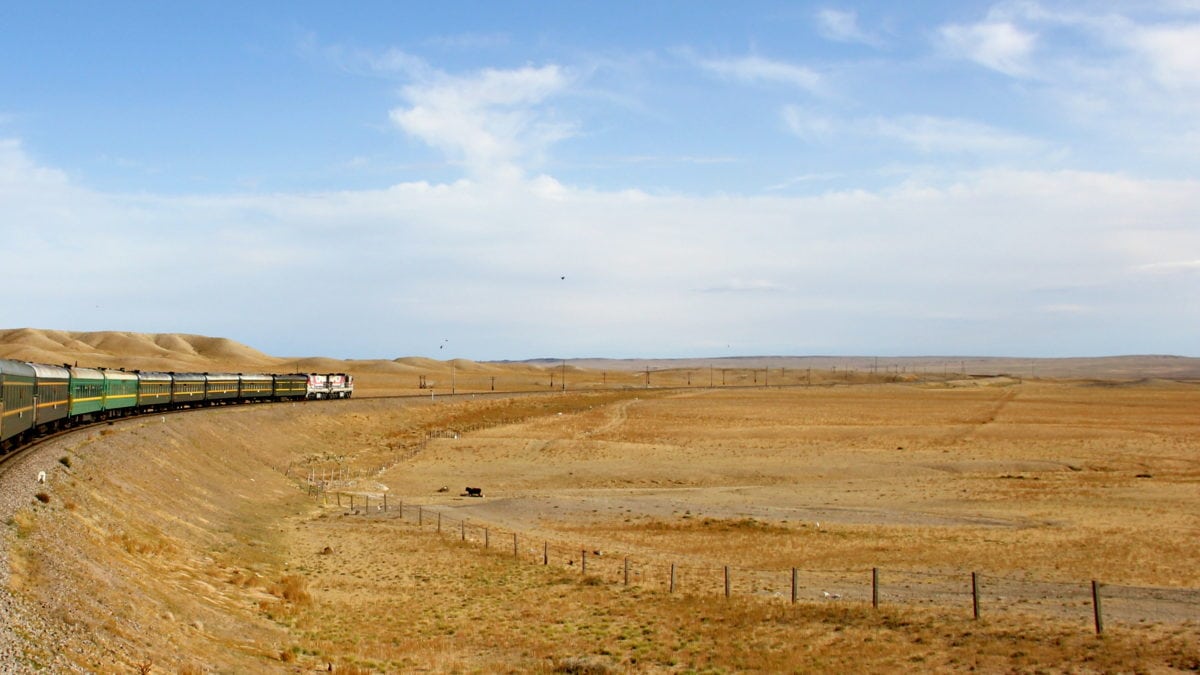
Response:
0,359,353,453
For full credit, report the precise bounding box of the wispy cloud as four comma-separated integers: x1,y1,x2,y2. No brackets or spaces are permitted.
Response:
780,105,837,142
815,9,884,48
698,279,787,294
781,108,1048,157
872,115,1047,155
1133,259,1200,274
697,54,822,92
938,19,1036,77
424,32,511,50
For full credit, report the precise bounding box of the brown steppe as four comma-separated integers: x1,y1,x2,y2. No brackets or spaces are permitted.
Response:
1,330,1198,673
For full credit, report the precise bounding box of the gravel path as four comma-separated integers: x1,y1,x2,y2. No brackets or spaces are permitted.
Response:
0,432,85,672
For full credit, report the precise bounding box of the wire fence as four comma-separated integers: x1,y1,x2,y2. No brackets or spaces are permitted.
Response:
309,489,1199,633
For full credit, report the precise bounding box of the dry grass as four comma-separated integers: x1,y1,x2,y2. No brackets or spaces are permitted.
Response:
4,376,1199,671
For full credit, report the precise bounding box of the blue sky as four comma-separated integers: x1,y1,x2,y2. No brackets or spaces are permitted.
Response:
2,1,1198,360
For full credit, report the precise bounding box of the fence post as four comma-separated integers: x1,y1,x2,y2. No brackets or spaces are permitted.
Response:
543,542,548,565
582,550,587,574
972,572,980,620
624,558,630,586
437,512,442,533
461,520,465,541
485,528,489,548
1092,580,1104,635
336,492,341,507
724,566,730,599
872,568,879,609
791,567,798,604
364,496,369,513
383,493,388,512
513,533,518,557
670,563,676,593
350,495,355,511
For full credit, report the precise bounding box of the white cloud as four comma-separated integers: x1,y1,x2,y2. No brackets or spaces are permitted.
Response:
1127,23,1200,89
698,55,822,92
939,20,1036,76
816,9,884,47
389,63,575,181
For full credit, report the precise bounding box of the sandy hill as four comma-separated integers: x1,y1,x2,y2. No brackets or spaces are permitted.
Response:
0,329,278,373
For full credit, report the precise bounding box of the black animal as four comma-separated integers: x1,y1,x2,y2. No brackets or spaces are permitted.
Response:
464,486,483,498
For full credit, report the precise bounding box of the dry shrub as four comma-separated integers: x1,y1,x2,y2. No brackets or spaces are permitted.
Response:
10,510,36,538
34,492,50,504
270,574,312,605
112,532,173,557
553,656,613,674
227,569,261,588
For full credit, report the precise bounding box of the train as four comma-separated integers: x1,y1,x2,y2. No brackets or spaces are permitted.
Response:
0,359,353,453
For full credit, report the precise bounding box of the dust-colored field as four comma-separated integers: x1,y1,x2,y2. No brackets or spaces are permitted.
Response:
1,330,1199,672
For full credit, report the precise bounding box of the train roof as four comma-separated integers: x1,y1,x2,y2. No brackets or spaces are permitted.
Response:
134,371,173,381
102,369,138,381
28,362,70,378
169,372,206,381
0,359,36,377
239,372,273,381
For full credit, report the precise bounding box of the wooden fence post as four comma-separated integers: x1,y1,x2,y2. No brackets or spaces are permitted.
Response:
624,558,630,586
972,572,980,620
670,563,676,593
724,566,730,599
543,542,548,565
513,533,518,557
581,550,587,574
336,492,341,507
349,495,355,511
461,520,465,541
418,506,423,527
872,568,879,609
437,512,442,533
383,493,388,512
1092,580,1104,635
791,567,798,604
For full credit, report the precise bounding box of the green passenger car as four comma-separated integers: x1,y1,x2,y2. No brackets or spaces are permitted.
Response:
30,363,70,428
272,374,308,400
68,367,107,418
171,372,205,405
103,369,139,411
1,359,36,447
205,373,239,401
135,371,173,408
